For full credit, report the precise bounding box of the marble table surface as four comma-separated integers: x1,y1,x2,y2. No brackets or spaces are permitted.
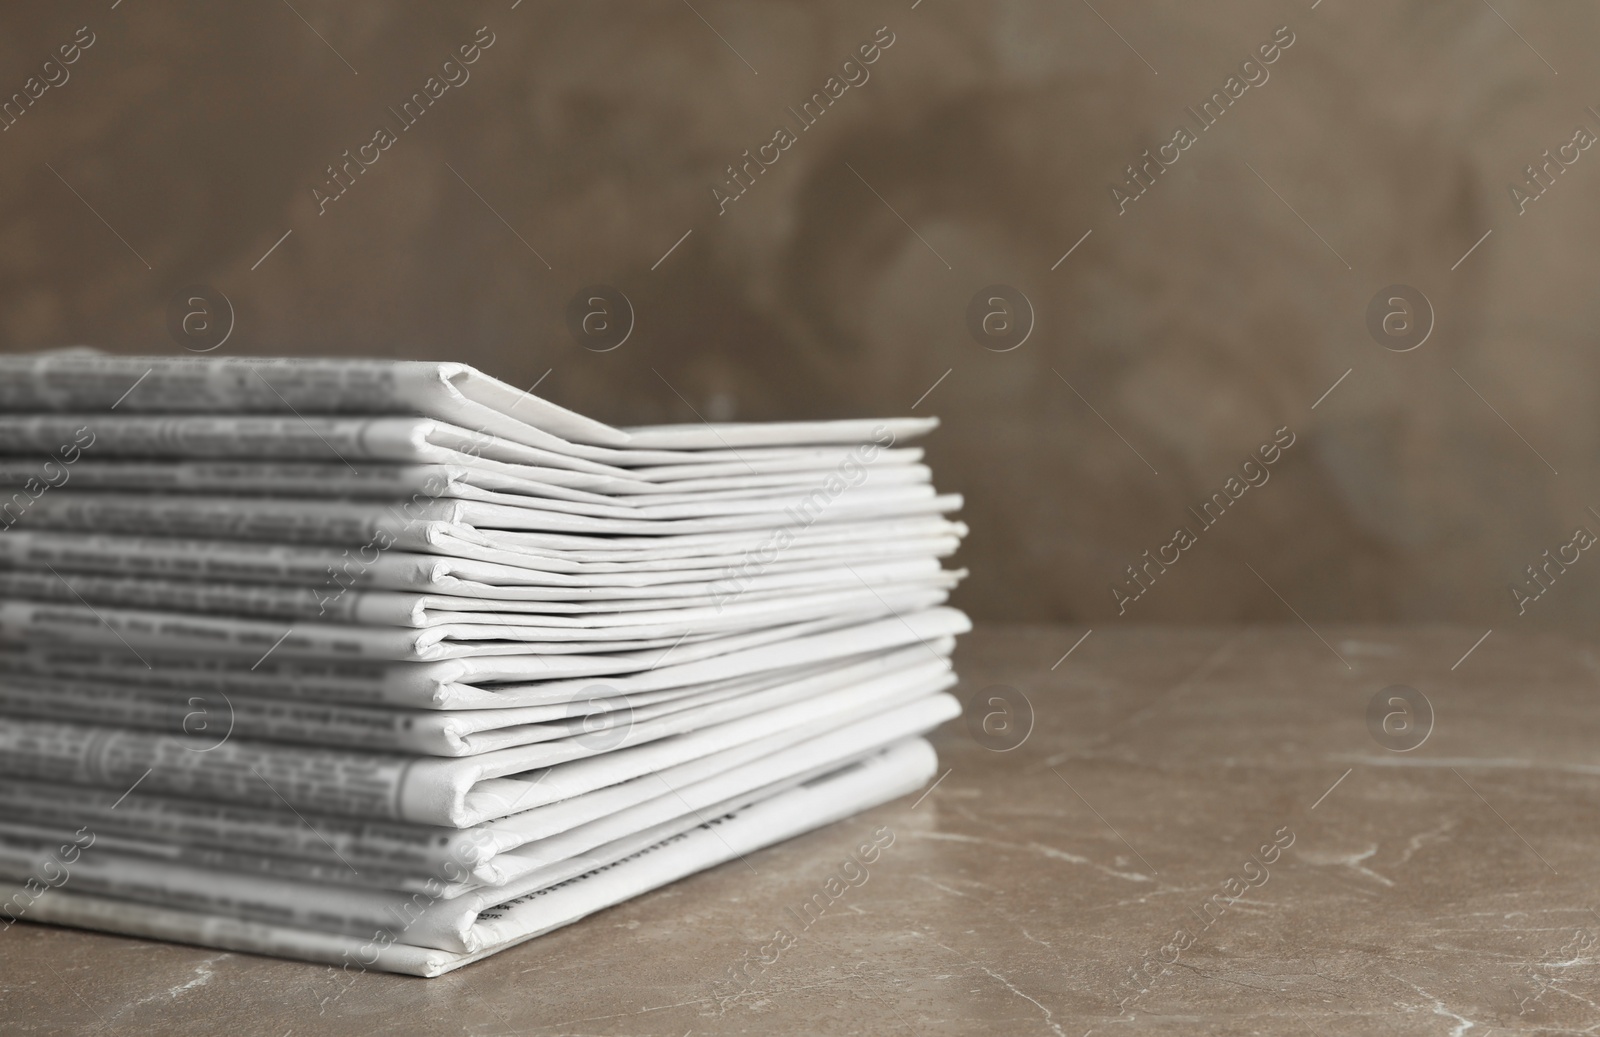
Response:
5,624,1598,1036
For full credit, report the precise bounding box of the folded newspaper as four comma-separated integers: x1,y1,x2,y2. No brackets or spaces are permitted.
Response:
0,354,966,976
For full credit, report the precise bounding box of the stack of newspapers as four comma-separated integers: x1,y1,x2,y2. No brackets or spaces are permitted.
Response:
0,353,967,976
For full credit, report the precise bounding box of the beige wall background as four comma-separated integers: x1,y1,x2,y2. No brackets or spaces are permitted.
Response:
1,0,1596,630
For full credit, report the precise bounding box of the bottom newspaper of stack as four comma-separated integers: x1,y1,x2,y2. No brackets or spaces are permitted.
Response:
0,607,965,976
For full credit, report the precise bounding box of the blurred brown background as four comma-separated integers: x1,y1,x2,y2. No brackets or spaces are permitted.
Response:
1,0,1596,631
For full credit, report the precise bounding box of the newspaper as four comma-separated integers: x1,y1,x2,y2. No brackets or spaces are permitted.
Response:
0,417,929,487
0,455,931,505
6,489,961,545
0,519,964,586
0,352,966,973
0,709,952,916
0,558,951,626
0,607,969,710
7,765,804,944
0,581,956,660
0,414,931,489
0,639,951,756
18,734,937,975
0,693,953,883
0,552,949,612
7,740,937,955
0,822,434,893
0,659,954,826
0,414,938,501
0,354,937,453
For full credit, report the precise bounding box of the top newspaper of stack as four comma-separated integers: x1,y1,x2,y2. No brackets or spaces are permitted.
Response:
0,352,932,452
0,352,959,506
